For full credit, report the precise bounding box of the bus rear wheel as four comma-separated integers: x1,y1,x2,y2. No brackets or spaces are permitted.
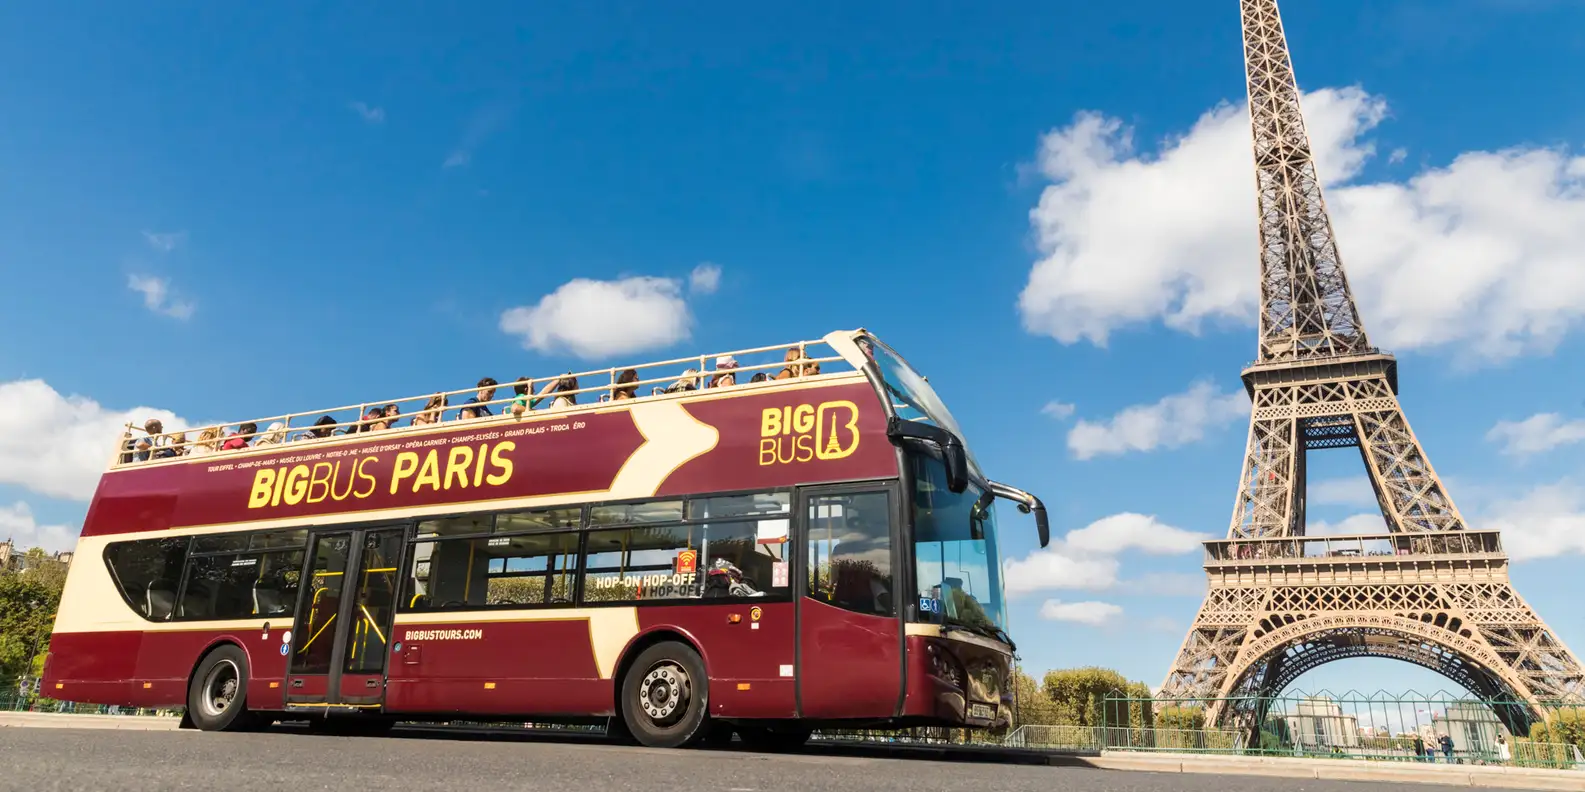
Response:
619,641,710,748
186,644,259,732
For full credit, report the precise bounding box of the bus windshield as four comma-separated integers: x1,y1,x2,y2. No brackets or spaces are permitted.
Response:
861,334,982,478
910,452,1007,634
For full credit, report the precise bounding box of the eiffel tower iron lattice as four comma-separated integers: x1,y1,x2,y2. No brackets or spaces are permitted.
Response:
1159,0,1585,732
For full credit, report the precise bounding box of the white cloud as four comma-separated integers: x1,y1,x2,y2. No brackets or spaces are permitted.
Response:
1067,381,1248,460
1065,512,1212,555
1018,86,1585,363
444,100,512,169
1487,413,1585,456
688,263,722,295
1003,544,1119,596
0,379,191,501
1003,512,1207,599
499,275,695,359
1041,401,1076,420
0,502,76,554
1308,476,1381,508
127,274,195,320
140,230,185,252
1039,599,1124,626
349,101,385,124
443,150,471,169
1478,480,1585,561
1389,147,1408,165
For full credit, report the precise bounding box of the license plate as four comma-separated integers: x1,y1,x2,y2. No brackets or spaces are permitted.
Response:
968,703,994,720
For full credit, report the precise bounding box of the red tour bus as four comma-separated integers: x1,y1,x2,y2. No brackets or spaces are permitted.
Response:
43,329,1048,748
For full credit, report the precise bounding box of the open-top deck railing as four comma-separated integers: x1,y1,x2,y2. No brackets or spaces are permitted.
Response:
112,334,857,469
1205,530,1505,564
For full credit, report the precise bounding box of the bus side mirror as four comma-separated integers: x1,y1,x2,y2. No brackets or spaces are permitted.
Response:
886,417,969,494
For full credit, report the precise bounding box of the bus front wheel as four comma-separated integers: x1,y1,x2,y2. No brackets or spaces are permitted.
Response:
619,641,710,748
186,644,259,732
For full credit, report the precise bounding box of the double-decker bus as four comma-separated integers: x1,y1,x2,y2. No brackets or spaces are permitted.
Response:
42,329,1048,748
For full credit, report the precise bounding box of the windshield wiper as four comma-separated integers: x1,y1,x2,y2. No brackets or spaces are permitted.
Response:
943,618,1017,653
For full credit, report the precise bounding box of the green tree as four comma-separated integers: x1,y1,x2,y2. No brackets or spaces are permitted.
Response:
1040,666,1154,735
0,568,63,686
1530,708,1585,750
1011,668,1060,726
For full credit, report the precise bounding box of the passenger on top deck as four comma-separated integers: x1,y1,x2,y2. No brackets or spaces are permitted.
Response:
708,356,739,388
383,403,401,427
189,427,223,456
664,368,699,393
775,347,819,379
411,395,446,427
530,375,577,409
612,369,639,400
509,377,531,417
132,418,176,461
295,416,338,441
461,377,497,419
255,422,288,447
221,422,257,451
360,408,387,432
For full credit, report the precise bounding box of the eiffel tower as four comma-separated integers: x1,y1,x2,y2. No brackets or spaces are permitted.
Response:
1159,0,1585,732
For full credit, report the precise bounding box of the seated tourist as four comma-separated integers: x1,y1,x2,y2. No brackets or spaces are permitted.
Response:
133,418,177,461
708,355,739,388
189,427,223,456
254,422,288,447
509,377,531,417
664,368,699,393
612,369,639,400
295,415,338,441
411,395,447,427
382,403,401,427
221,423,256,451
775,347,820,379
530,375,577,409
461,377,498,419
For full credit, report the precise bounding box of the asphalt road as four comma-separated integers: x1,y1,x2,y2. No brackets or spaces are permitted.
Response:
0,726,1517,792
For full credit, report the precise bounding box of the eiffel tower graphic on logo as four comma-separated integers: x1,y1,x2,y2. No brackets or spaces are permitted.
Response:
1158,0,1584,733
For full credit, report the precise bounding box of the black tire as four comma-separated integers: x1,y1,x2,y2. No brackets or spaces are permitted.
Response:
618,641,710,748
737,724,811,752
186,644,258,732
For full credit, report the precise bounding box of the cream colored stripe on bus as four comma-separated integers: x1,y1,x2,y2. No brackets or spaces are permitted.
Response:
393,609,640,679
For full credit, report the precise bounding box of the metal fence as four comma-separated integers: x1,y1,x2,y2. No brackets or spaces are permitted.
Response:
0,691,177,717
1099,689,1585,770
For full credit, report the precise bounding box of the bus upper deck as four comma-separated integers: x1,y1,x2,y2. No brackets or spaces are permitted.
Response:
112,333,854,469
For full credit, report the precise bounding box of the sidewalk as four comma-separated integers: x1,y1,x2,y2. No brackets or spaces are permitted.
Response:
0,712,181,731
1088,751,1585,791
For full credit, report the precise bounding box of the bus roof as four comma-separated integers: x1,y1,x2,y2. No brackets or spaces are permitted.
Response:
111,329,875,470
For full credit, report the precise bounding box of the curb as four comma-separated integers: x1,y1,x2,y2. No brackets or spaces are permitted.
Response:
0,713,182,731
1087,752,1585,791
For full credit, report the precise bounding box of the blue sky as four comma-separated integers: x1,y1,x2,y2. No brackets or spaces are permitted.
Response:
3,0,1584,698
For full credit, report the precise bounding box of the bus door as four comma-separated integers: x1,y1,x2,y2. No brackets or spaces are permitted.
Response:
285,525,406,708
795,484,903,719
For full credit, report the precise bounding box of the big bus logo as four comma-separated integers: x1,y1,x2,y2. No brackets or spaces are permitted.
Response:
759,400,860,466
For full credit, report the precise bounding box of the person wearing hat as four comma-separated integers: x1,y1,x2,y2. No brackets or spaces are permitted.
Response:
709,355,740,388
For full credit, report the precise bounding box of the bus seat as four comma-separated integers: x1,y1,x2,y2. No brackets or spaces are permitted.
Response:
254,584,291,616
146,584,176,620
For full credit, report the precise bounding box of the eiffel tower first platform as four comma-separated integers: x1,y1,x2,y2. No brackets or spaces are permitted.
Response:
1158,0,1585,733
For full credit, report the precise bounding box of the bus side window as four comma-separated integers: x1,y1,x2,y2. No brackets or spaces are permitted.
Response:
402,531,579,612
806,492,894,617
104,537,190,621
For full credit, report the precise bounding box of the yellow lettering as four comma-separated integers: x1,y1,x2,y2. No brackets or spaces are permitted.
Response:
473,442,489,487
330,461,356,501
390,452,419,495
248,469,276,509
758,438,777,466
486,441,514,486
414,451,441,492
794,433,815,462
760,407,781,438
815,401,861,460
282,465,310,506
444,446,474,490
307,462,332,503
353,456,378,499
270,465,287,507
792,404,815,434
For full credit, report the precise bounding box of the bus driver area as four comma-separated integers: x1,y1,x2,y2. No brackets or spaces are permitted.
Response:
43,329,1049,750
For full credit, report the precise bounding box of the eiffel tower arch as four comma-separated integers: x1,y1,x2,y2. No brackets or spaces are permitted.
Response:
1159,0,1585,734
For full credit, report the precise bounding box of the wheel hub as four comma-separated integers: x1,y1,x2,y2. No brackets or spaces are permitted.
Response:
203,660,240,718
639,663,690,723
